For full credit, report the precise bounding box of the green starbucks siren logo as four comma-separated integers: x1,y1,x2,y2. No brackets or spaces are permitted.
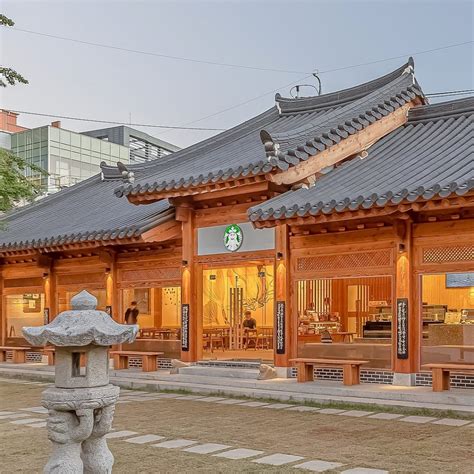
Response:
224,224,243,252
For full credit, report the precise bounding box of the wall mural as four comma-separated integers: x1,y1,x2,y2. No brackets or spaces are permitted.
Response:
203,265,274,327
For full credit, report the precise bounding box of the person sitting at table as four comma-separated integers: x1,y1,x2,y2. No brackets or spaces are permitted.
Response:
125,301,139,325
243,310,256,331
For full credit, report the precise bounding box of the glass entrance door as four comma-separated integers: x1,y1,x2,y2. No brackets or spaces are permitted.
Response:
202,264,274,360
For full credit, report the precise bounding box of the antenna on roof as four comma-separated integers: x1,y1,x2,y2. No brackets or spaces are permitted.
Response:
290,71,322,98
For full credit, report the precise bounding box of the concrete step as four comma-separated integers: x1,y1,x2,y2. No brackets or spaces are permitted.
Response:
178,366,260,379
196,360,262,369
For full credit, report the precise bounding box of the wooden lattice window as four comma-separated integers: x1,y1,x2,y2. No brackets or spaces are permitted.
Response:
422,245,474,264
296,249,393,273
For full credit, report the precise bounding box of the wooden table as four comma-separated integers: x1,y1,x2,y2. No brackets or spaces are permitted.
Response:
0,346,31,364
110,350,164,372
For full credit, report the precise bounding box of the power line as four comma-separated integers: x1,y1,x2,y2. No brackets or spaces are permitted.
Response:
7,110,226,131
4,27,310,75
4,26,473,77
425,89,474,97
162,42,474,129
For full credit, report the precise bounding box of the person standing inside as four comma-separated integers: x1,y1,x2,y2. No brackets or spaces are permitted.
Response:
125,301,139,325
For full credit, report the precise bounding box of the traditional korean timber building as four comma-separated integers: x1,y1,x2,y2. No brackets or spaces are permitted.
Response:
0,59,473,387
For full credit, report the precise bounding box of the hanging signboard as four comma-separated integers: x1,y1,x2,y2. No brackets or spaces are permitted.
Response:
181,304,190,352
396,298,408,359
276,301,285,355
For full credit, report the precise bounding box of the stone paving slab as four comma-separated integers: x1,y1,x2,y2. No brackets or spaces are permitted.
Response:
105,430,138,439
0,413,32,420
262,403,295,410
341,468,388,473
20,407,48,414
338,410,373,417
238,401,269,407
26,421,47,428
253,453,305,465
432,418,472,426
399,416,438,424
294,460,344,471
124,434,166,444
10,418,44,425
287,406,321,412
177,395,208,401
318,408,346,415
193,397,228,402
152,439,197,449
292,460,343,472
216,399,246,405
183,443,232,454
214,448,265,460
367,413,404,420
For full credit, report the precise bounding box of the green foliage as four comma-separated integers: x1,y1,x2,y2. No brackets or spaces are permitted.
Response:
0,67,28,87
0,14,15,26
0,14,28,87
0,148,48,212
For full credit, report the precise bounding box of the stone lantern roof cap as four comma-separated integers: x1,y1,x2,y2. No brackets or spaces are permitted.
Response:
22,290,138,347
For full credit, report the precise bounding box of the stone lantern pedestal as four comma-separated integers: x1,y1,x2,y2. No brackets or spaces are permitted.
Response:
23,290,138,474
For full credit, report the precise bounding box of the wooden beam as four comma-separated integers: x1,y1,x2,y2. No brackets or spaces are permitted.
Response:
191,181,270,202
141,220,181,243
269,102,413,186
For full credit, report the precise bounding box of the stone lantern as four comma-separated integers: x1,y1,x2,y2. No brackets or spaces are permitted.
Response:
22,290,138,474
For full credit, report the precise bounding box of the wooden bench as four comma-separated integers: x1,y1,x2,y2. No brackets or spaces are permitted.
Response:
422,363,474,392
43,347,56,365
0,346,31,364
110,351,164,372
290,358,369,386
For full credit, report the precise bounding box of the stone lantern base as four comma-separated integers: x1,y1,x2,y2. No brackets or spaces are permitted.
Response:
42,385,119,474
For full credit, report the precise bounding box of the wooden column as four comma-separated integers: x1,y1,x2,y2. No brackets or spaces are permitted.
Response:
0,270,4,346
274,224,292,367
393,219,419,376
178,206,200,362
43,269,57,323
39,255,56,322
153,288,163,328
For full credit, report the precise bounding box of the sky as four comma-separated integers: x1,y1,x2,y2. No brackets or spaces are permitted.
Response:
1,0,473,149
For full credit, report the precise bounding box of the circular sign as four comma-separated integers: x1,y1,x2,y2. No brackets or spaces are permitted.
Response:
224,224,243,252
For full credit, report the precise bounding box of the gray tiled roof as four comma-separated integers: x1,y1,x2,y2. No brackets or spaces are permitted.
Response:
0,169,173,252
116,59,422,198
248,97,474,223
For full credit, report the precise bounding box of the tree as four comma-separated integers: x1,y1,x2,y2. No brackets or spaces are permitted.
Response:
0,14,47,214
0,148,47,212
0,14,29,87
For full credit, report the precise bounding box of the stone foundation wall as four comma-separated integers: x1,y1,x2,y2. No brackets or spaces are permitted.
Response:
127,357,172,370
288,367,394,385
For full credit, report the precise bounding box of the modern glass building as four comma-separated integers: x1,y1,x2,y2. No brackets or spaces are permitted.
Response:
11,125,130,193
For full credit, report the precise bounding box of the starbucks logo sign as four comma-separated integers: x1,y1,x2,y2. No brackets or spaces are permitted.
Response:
224,224,243,252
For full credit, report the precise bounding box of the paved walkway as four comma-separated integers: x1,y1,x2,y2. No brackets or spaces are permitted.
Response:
1,363,473,413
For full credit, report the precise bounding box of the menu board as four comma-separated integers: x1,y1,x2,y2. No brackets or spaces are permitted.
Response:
396,298,408,359
276,301,285,355
181,304,190,352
